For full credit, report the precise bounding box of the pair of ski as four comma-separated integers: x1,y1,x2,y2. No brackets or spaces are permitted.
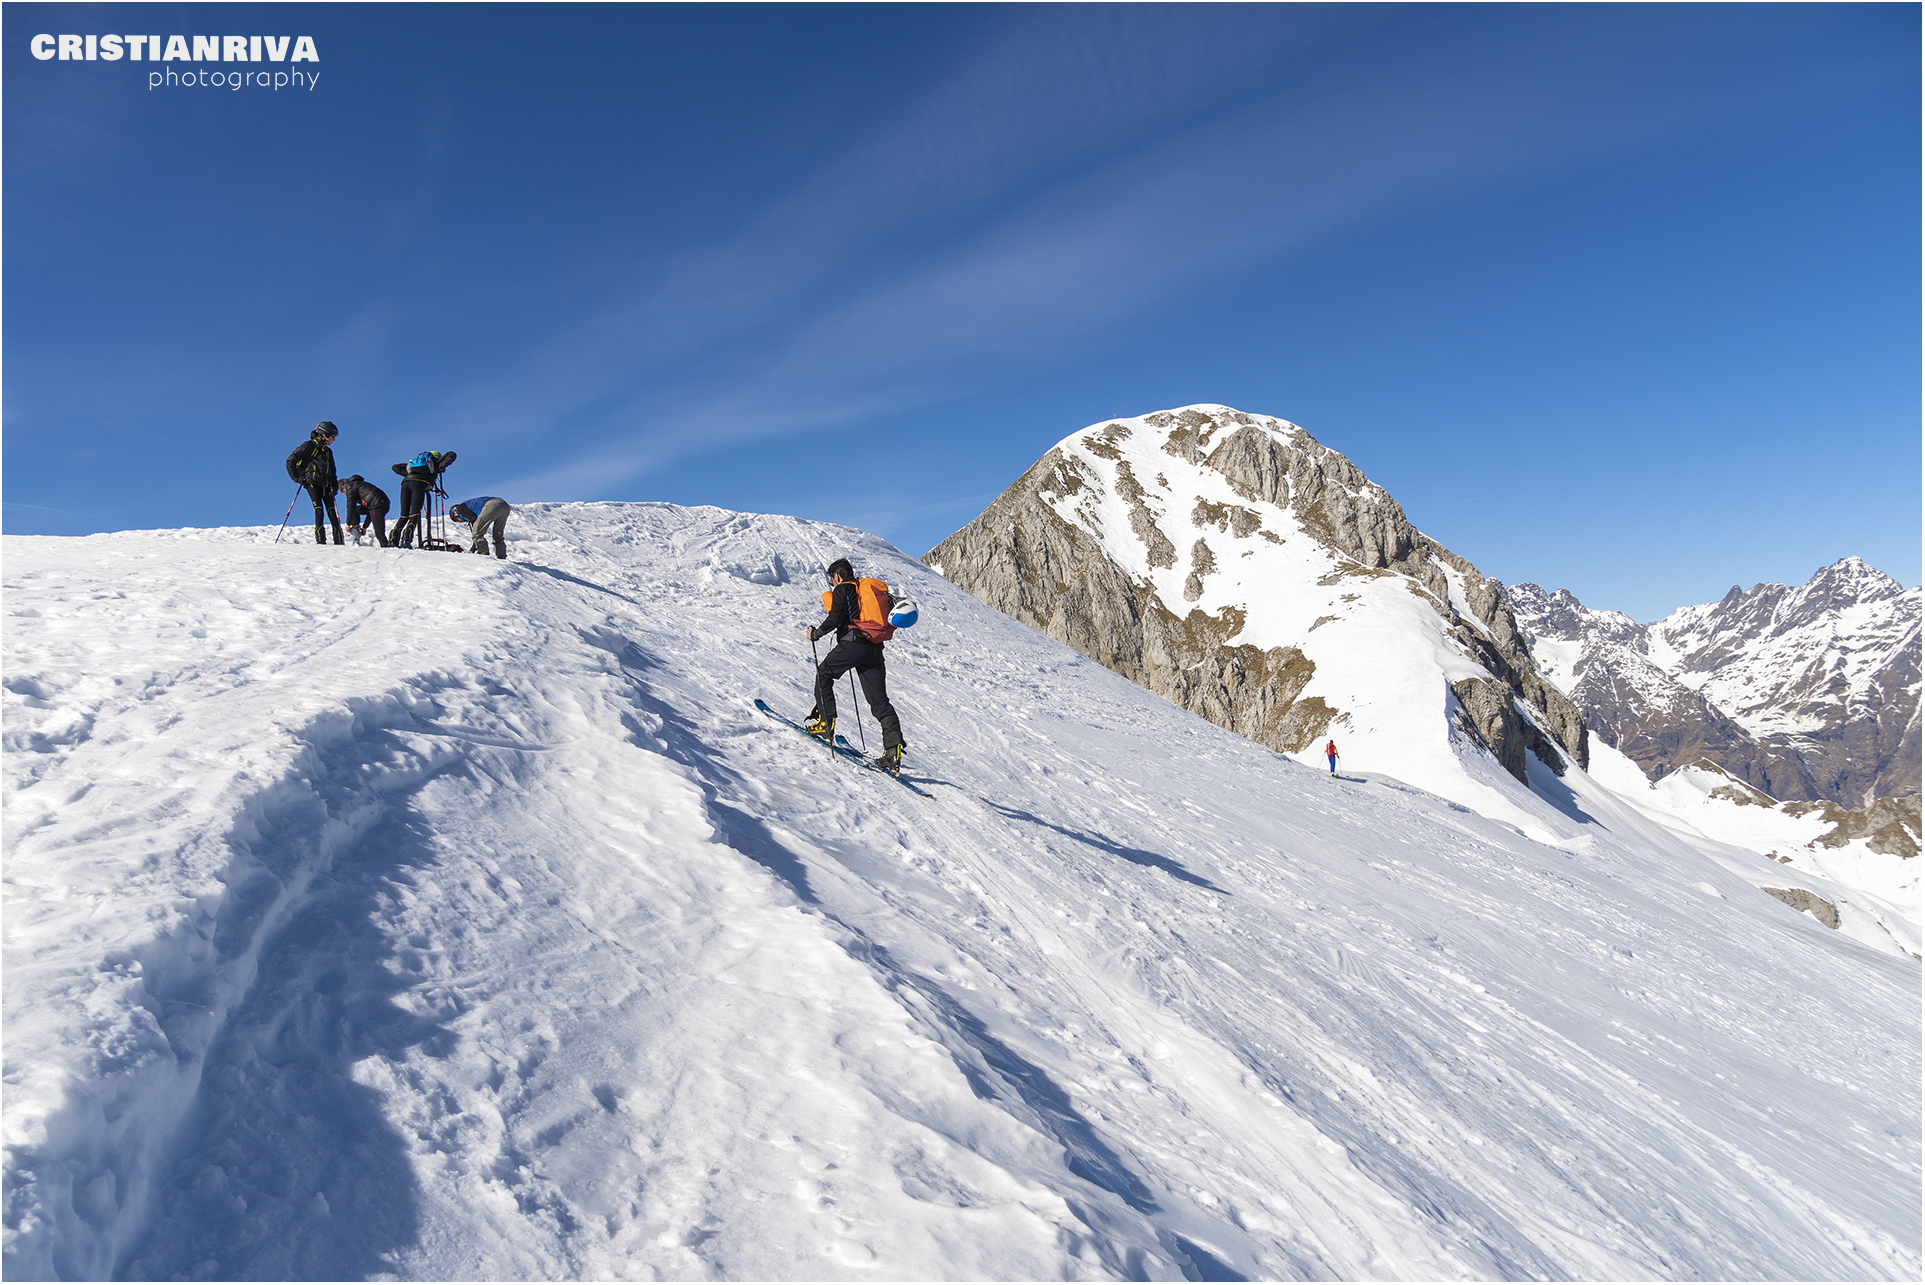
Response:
754,700,933,799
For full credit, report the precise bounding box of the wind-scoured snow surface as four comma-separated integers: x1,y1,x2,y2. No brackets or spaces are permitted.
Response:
4,505,1919,1281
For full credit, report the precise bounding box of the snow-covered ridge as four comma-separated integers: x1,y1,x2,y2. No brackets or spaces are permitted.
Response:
4,507,1918,1280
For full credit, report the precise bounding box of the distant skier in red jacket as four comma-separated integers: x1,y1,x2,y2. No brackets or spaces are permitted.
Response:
1325,740,1339,775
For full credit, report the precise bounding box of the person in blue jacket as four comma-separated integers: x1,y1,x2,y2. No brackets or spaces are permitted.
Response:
450,495,511,559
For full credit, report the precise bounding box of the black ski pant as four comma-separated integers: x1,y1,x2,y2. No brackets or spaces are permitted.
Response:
392,479,431,548
355,504,390,547
813,638,902,752
305,483,343,545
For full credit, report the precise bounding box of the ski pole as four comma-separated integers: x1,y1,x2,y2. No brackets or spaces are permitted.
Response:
273,483,303,544
807,633,822,724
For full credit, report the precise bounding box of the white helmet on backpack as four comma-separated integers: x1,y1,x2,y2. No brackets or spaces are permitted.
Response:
888,597,919,629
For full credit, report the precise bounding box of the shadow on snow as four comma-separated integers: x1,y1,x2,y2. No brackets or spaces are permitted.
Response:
987,803,1230,894
117,751,464,1281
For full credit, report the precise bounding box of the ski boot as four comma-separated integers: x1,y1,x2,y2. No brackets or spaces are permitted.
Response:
875,742,906,776
804,710,835,743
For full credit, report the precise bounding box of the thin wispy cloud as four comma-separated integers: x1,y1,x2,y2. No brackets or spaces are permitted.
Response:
405,9,1365,451
484,9,1838,502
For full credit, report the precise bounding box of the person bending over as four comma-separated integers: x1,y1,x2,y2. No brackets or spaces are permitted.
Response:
451,495,511,560
338,474,392,547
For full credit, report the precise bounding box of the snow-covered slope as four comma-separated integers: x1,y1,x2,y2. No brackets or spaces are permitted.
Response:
1580,741,1920,912
4,507,1919,1281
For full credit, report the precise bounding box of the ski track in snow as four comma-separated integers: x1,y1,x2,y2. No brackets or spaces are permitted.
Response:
3,506,1918,1281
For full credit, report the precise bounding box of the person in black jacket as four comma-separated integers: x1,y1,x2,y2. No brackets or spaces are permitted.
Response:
803,558,907,773
338,475,392,547
389,450,456,549
285,422,342,545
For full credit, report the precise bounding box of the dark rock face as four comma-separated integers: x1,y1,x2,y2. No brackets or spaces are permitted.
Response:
1451,677,1569,780
923,408,1586,780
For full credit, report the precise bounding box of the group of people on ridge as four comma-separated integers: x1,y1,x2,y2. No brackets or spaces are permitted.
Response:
285,421,512,558
292,425,910,774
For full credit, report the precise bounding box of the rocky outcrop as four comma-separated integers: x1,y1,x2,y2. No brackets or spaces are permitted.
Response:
1781,794,1922,859
1452,678,1568,780
924,406,1586,780
1761,887,1841,930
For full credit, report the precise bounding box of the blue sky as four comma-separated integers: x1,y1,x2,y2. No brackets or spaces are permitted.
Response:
4,3,1916,619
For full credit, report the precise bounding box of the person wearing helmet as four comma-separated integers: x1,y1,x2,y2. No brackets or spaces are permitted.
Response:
803,558,907,774
389,450,457,549
285,421,343,545
338,475,392,547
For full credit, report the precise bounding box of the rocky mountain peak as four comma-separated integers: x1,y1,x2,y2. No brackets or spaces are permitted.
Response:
1801,555,1906,611
1510,583,1643,649
925,405,1587,812
1673,557,1909,654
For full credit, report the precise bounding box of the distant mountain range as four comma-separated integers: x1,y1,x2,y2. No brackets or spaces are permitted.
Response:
1507,560,1919,806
